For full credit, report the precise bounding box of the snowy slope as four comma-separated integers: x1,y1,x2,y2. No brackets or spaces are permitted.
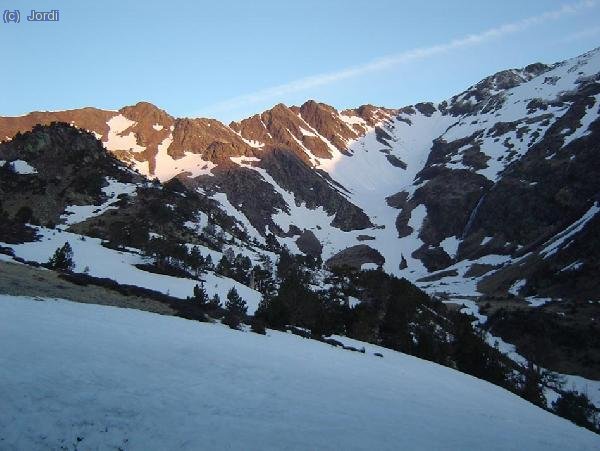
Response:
1,295,599,451
1,227,263,313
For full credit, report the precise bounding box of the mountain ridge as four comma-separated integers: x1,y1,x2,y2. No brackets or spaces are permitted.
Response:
1,48,599,288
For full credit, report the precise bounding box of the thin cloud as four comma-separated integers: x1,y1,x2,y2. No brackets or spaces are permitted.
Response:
199,0,597,118
561,25,600,42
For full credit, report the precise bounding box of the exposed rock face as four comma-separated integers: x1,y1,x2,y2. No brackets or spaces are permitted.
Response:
258,149,373,232
0,123,135,225
296,230,323,258
0,108,115,143
193,163,287,235
413,167,492,245
326,245,385,270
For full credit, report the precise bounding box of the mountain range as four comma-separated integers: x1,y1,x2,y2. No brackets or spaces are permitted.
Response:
2,48,599,302
1,46,600,434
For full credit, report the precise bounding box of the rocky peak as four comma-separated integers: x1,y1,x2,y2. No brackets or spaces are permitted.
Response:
0,107,115,144
297,100,357,151
343,104,397,125
170,117,250,163
119,101,173,126
444,62,551,117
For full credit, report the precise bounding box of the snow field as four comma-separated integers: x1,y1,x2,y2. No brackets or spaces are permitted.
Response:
1,295,599,450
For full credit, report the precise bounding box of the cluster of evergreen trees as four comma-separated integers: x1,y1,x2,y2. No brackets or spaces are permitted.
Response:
187,281,249,331
215,248,278,294
142,238,214,278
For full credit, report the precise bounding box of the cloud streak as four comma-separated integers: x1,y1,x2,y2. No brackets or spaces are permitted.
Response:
200,0,597,117
561,24,600,42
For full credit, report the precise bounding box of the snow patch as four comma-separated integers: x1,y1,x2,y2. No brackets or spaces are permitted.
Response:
105,115,145,153
2,159,38,174
60,178,138,226
140,134,218,182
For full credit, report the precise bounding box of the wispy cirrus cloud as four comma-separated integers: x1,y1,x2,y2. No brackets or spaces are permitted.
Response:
198,0,597,118
561,24,600,42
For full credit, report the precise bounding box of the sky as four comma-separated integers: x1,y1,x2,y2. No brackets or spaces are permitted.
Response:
2,0,600,122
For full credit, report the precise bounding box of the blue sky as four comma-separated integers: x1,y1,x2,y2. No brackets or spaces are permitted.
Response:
2,0,600,122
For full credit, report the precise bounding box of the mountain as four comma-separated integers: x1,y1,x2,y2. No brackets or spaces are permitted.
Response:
2,49,598,296
1,294,599,450
1,47,600,416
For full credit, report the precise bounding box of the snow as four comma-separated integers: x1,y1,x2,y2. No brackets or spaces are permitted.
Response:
308,110,455,277
540,202,599,258
524,296,552,307
434,50,600,182
105,115,146,153
347,296,361,308
339,113,367,127
509,279,526,296
230,156,260,165
136,134,218,182
152,123,164,131
0,227,262,313
230,127,266,149
241,137,265,149
444,298,488,323
3,159,38,174
222,109,461,279
417,253,513,298
287,128,323,165
560,261,584,272
183,211,209,234
0,253,21,263
440,236,460,259
211,192,266,244
562,94,600,147
231,110,452,279
60,178,138,226
299,126,317,137
1,295,598,451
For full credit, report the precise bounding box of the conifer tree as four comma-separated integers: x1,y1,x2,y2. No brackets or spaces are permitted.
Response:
47,242,74,271
223,287,247,330
204,254,214,271
189,280,209,307
216,255,232,277
208,293,221,310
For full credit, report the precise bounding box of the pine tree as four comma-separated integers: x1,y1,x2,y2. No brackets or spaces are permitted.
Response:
232,254,252,284
47,242,74,271
553,391,599,431
189,281,209,307
188,246,205,278
223,287,247,330
216,255,232,277
208,293,221,311
250,316,266,335
521,361,546,407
